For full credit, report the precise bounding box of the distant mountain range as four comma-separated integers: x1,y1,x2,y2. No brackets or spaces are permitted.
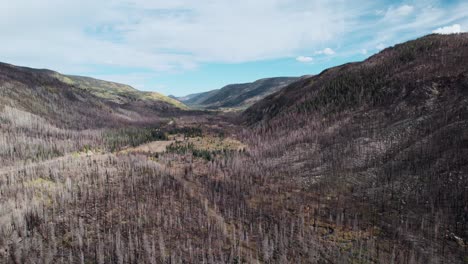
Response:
174,77,306,110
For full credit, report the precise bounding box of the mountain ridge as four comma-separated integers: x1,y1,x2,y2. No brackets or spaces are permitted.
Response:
0,61,185,128
244,33,468,124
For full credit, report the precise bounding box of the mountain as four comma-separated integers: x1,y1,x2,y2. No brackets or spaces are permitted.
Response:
0,62,185,128
180,77,301,110
1,34,468,263
242,33,468,262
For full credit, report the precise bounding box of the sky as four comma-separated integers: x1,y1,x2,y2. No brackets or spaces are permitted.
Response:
1,0,467,96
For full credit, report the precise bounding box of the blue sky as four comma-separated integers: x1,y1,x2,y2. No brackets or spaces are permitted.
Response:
1,0,467,96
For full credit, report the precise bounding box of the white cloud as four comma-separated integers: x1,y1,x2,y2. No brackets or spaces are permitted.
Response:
296,56,313,63
361,49,368,55
376,43,386,50
394,5,414,16
383,4,414,21
0,0,360,75
366,2,468,52
315,48,336,55
432,24,463,34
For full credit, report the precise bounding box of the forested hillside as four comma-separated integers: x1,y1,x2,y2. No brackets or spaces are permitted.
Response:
242,33,468,262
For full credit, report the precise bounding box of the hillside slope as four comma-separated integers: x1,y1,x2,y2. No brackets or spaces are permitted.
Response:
180,77,301,109
242,33,468,262
0,62,184,128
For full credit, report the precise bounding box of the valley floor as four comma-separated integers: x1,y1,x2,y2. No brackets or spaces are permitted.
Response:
0,108,467,264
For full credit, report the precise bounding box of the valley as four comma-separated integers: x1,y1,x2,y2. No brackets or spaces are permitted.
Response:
0,34,467,264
